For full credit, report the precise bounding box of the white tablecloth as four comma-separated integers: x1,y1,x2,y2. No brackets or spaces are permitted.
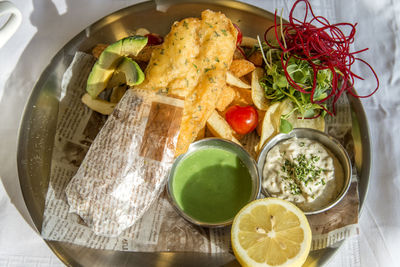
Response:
0,0,398,266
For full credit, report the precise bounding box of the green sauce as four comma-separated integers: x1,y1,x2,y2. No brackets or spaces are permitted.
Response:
172,147,253,224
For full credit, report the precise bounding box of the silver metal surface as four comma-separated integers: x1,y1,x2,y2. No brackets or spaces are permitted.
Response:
16,0,372,266
167,138,260,227
257,128,352,215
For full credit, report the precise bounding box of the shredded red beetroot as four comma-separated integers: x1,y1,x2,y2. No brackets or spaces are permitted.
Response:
264,0,379,115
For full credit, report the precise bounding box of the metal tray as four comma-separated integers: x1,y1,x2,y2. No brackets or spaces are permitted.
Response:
17,0,371,266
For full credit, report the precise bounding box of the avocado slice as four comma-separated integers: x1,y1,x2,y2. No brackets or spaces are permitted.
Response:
116,57,145,86
107,56,145,89
86,35,147,98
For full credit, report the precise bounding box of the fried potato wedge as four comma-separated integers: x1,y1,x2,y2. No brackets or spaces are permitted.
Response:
290,116,325,132
256,99,325,152
82,93,116,115
273,99,325,132
251,68,269,110
232,86,253,106
255,102,280,152
241,36,258,47
256,109,266,136
226,71,251,88
229,59,255,78
216,85,236,111
233,48,245,60
248,51,263,66
270,100,289,131
206,110,240,144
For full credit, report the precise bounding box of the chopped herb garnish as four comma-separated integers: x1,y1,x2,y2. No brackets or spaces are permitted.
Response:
204,65,216,73
183,21,188,29
221,29,227,36
280,152,327,196
311,154,320,162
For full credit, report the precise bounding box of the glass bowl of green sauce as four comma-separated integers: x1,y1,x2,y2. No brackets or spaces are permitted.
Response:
167,138,260,227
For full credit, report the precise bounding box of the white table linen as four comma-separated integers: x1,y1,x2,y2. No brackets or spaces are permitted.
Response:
0,0,398,266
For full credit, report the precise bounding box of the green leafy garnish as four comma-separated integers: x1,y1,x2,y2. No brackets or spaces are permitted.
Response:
280,118,293,133
256,35,332,132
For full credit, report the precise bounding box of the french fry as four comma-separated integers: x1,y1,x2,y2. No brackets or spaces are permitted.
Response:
226,71,251,88
255,102,280,152
241,36,258,47
206,110,240,144
135,28,150,36
251,68,269,110
81,93,116,115
216,85,236,111
229,59,256,78
248,51,263,66
92,44,108,59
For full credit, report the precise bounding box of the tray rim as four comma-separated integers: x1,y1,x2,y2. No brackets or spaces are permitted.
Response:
16,0,371,266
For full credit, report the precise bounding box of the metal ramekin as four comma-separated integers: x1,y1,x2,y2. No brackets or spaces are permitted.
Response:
167,138,261,227
257,128,352,215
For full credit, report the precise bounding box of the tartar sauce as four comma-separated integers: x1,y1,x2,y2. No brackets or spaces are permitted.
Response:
262,138,343,211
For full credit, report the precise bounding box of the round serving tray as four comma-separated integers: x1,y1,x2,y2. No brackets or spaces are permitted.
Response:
17,0,371,266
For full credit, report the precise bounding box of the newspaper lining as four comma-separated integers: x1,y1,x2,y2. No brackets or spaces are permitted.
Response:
41,52,359,252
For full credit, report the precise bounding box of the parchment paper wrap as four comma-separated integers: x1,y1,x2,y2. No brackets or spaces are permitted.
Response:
65,87,183,237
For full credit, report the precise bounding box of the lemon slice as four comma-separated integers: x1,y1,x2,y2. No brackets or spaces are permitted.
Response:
231,198,312,267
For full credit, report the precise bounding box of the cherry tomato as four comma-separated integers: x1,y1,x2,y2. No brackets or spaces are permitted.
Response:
225,105,258,135
145,33,164,46
233,23,242,45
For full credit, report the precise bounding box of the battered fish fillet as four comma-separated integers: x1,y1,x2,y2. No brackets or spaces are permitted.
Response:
140,10,237,155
